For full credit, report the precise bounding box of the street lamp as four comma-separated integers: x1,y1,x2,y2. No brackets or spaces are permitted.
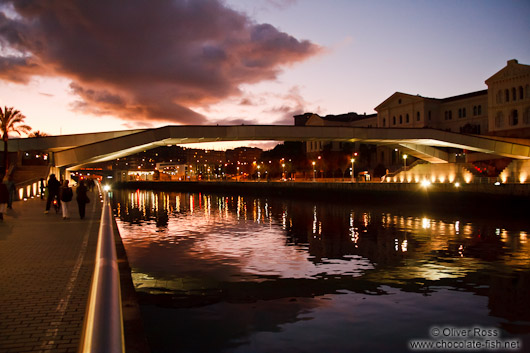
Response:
312,161,316,181
257,165,261,181
403,154,408,171
282,163,286,180
351,158,355,182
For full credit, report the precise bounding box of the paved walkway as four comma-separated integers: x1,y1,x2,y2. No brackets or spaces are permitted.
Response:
0,191,102,353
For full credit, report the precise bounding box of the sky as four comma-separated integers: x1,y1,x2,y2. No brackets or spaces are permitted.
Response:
0,0,529,148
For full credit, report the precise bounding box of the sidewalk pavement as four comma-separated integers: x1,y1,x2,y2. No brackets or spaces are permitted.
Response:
0,191,102,353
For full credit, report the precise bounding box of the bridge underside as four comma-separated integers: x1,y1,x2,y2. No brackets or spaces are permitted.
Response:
6,125,530,169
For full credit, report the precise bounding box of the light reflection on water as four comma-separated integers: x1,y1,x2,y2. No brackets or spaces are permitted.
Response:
113,189,530,353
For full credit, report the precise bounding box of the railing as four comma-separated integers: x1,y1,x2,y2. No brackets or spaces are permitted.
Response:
79,190,125,353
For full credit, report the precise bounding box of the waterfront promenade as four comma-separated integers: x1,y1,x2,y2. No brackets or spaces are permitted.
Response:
0,192,102,353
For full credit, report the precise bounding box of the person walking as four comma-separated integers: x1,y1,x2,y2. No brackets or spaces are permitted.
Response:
59,180,73,220
45,174,61,213
76,180,90,219
0,179,8,221
3,175,15,209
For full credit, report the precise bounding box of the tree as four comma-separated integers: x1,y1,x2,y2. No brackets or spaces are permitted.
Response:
1,107,31,174
28,130,49,138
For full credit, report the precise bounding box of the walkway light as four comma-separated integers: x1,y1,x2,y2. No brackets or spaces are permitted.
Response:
312,161,316,181
420,179,431,188
403,154,408,171
351,158,355,182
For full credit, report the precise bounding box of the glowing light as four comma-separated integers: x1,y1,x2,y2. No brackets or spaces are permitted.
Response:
422,217,430,229
494,181,501,186
519,173,527,183
103,185,111,192
454,182,460,187
420,180,431,187
401,239,408,252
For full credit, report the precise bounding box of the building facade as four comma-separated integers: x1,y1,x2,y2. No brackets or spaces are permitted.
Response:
294,59,530,173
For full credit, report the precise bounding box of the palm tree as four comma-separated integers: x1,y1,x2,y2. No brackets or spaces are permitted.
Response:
1,106,32,175
28,130,49,138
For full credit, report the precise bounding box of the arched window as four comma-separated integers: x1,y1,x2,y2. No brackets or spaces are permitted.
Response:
473,106,477,116
458,109,462,118
449,111,452,119
506,89,510,102
512,87,517,101
478,105,482,115
399,115,402,124
520,86,524,100
495,112,503,128
416,112,420,121
526,85,530,99
496,90,502,104
510,109,519,126
463,108,466,117
382,118,386,127
406,114,409,123
393,116,396,125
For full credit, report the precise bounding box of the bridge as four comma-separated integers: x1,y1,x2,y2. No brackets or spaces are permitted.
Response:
5,125,530,170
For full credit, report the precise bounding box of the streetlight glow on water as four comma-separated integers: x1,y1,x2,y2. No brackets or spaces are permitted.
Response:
113,189,530,353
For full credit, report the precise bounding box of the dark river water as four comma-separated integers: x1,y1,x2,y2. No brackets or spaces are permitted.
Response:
112,189,530,353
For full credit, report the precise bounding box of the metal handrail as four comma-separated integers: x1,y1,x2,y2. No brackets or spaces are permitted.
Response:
79,191,125,353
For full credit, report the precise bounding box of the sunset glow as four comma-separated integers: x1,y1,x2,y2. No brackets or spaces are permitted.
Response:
1,1,529,141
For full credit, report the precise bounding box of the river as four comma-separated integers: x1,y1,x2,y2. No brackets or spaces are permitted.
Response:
113,188,530,353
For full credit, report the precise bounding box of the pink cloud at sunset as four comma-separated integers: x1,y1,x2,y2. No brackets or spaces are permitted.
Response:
0,0,321,125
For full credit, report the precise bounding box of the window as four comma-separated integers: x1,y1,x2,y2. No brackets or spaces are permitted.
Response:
478,105,482,115
428,111,431,120
473,106,477,116
417,112,420,121
382,118,386,126
512,88,517,101
495,112,503,128
496,90,502,104
393,116,396,125
463,108,466,117
526,85,530,99
399,115,403,124
449,111,452,120
406,114,409,123
520,86,524,100
398,99,402,104
510,109,518,126
506,89,510,102
458,109,462,118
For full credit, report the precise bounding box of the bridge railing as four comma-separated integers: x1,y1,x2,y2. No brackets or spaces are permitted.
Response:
79,188,125,353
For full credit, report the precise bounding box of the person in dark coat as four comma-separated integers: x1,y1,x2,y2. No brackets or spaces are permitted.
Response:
0,179,8,221
3,175,16,208
76,180,89,219
59,180,73,219
45,174,61,213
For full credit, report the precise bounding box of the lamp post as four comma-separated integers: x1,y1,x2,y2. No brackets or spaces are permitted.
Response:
312,161,316,181
403,154,408,171
351,158,355,182
257,165,261,181
282,163,285,180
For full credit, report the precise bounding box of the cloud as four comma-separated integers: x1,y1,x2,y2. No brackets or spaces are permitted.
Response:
0,0,320,125
264,86,311,125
